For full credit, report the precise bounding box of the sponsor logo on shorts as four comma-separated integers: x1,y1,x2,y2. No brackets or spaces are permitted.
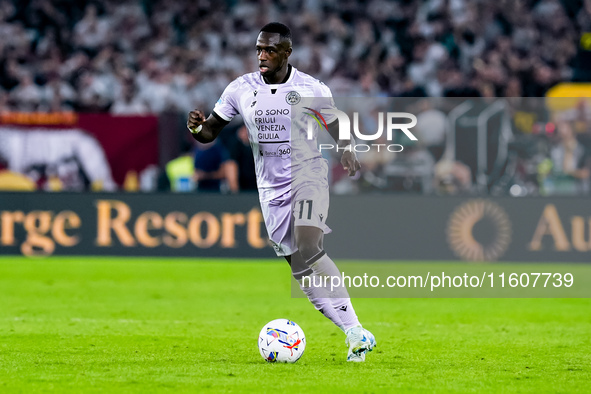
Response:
270,239,284,254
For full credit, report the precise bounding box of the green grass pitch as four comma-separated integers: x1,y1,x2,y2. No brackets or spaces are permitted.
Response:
0,257,590,393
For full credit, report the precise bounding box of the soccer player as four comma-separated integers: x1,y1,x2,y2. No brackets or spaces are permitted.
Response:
187,22,376,362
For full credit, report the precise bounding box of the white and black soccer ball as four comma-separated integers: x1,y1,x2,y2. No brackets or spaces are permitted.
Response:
258,319,306,363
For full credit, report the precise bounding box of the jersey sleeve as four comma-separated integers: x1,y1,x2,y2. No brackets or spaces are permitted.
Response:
212,79,241,121
314,81,338,125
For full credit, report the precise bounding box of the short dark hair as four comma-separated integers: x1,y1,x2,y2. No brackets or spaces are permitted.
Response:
260,22,291,45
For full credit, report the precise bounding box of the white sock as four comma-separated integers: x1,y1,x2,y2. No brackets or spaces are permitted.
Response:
297,276,345,332
307,251,361,331
332,298,360,331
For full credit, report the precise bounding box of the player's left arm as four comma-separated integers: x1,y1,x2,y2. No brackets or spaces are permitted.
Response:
327,120,360,176
317,81,360,177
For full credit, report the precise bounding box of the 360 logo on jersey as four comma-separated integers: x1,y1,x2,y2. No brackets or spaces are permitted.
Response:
260,144,291,159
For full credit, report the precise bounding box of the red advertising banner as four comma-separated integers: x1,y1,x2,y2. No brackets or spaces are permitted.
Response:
0,112,158,190
77,114,159,186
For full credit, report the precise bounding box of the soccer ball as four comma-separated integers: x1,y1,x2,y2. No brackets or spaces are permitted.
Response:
258,319,306,363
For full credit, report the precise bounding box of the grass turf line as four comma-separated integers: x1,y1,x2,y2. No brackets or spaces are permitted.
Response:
0,256,589,393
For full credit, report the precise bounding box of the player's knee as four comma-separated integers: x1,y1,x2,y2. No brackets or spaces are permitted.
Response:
297,242,322,262
295,226,323,261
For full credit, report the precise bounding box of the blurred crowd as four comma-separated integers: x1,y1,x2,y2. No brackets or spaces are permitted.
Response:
0,0,590,113
1,0,591,196
339,97,591,197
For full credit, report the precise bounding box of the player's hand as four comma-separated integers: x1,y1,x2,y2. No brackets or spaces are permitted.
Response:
341,150,361,176
187,109,206,133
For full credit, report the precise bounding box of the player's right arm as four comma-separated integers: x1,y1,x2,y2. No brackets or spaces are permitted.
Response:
188,78,242,143
187,110,229,143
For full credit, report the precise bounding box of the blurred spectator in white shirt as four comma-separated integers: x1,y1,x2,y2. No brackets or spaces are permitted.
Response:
73,4,113,54
111,83,149,115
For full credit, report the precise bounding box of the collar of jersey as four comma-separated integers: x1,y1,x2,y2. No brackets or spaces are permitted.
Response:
260,64,294,88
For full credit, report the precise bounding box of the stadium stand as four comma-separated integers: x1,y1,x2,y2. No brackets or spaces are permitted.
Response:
0,0,587,112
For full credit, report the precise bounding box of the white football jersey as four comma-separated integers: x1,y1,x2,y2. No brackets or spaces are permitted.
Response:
213,65,336,202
